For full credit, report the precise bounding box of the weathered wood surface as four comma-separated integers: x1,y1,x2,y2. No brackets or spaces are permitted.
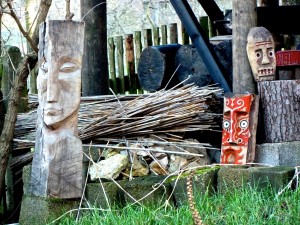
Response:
30,21,84,199
258,80,300,143
108,37,117,93
232,0,257,93
115,36,125,94
137,44,181,91
125,34,137,94
175,45,211,87
81,0,108,95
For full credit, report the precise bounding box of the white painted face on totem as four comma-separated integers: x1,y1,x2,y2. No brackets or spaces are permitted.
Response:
247,27,276,82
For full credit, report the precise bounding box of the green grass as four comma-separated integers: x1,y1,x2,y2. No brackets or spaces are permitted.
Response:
52,186,300,225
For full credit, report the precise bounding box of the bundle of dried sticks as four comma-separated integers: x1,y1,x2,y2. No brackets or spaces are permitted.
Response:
13,84,223,150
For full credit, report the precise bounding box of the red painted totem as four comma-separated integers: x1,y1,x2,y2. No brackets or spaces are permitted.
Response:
221,94,255,164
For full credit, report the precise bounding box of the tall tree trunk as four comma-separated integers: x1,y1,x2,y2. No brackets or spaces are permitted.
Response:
0,54,37,204
0,0,51,204
81,0,109,96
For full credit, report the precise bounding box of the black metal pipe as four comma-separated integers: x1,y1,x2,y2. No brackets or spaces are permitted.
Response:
170,0,232,93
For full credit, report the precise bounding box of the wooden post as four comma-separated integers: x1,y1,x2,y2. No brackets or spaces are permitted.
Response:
169,23,178,44
115,36,125,94
161,25,167,45
108,37,117,93
175,45,211,87
232,0,257,93
125,34,136,94
258,80,300,143
81,0,109,95
181,23,189,45
199,16,209,38
153,27,160,46
134,31,143,93
31,21,84,199
138,44,181,91
143,28,153,48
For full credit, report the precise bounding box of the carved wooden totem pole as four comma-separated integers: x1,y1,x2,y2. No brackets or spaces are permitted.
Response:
221,94,258,164
246,26,276,81
30,21,85,199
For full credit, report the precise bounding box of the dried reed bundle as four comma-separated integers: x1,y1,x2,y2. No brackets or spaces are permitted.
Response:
13,84,223,150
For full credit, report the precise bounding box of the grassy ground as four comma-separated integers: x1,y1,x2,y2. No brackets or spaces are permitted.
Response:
52,185,300,225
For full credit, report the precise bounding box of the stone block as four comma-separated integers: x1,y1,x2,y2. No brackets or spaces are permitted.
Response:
250,166,295,191
19,195,79,225
124,175,172,206
217,165,259,192
168,167,219,207
85,180,126,208
256,141,300,166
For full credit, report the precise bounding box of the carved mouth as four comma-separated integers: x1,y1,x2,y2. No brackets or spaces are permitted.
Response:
44,108,62,116
257,68,275,75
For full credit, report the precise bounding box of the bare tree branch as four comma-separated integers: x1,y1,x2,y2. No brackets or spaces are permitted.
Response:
6,1,38,53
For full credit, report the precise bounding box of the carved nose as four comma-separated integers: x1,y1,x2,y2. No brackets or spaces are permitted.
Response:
46,70,59,102
262,51,270,65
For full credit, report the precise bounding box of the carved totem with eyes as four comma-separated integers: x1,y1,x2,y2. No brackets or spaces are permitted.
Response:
246,26,276,82
31,21,85,199
221,94,255,164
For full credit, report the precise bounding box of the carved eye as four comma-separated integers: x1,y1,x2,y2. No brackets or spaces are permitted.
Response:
223,120,230,129
256,52,261,58
59,62,79,73
40,61,48,73
268,50,274,57
240,119,248,129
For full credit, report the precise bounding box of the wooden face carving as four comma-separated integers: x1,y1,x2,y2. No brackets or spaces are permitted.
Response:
221,94,253,164
247,27,276,82
37,21,84,128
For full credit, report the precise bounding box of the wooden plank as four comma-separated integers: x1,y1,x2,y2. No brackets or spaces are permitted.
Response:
143,28,153,48
153,27,160,46
134,31,143,93
125,34,136,94
169,23,178,43
181,23,189,45
108,37,117,93
258,80,300,143
161,25,167,45
115,36,125,94
232,0,257,93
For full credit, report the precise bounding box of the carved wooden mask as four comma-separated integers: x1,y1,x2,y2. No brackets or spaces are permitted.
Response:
37,21,84,129
221,94,254,164
246,27,276,82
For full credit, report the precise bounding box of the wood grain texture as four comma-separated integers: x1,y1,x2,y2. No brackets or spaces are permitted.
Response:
30,21,84,199
258,80,300,143
232,0,257,93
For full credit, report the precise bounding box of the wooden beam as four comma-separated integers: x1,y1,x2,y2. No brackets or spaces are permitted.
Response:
232,0,257,94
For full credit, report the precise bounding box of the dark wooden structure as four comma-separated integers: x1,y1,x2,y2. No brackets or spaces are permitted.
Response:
137,44,181,91
81,0,109,96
